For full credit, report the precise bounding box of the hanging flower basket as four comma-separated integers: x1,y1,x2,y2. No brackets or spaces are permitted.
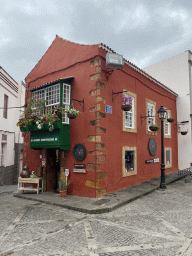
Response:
167,117,175,123
121,104,132,111
181,131,188,135
149,124,161,132
65,107,81,119
67,113,77,119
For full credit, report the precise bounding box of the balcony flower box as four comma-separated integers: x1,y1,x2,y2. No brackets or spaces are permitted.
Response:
20,121,63,132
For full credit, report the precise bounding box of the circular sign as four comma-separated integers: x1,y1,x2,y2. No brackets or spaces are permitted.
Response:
148,138,157,156
73,144,86,161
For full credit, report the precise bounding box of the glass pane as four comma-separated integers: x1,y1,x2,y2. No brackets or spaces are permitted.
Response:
166,150,171,165
125,150,134,172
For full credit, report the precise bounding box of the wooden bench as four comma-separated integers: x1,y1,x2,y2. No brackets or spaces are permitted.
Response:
18,177,43,194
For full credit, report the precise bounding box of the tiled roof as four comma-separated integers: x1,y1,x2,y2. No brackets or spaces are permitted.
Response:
29,76,74,91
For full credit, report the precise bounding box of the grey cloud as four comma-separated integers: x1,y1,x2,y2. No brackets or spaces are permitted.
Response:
1,0,192,81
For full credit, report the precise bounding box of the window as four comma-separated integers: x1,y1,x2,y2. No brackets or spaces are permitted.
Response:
122,146,137,177
146,99,156,135
31,89,44,115
1,143,6,166
31,82,71,124
123,91,137,133
165,110,171,137
165,147,172,168
45,83,60,111
62,83,70,124
3,94,8,119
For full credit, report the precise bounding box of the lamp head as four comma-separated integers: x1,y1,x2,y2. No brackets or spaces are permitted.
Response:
158,106,167,119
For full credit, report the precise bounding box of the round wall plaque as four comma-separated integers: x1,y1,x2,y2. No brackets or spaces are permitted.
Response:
73,144,86,161
148,138,157,156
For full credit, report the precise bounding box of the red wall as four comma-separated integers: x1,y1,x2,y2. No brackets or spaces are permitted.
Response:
23,36,178,197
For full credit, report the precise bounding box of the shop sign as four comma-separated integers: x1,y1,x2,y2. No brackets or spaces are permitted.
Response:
145,158,159,164
31,137,58,142
73,169,86,173
42,158,46,167
105,105,112,114
74,164,85,168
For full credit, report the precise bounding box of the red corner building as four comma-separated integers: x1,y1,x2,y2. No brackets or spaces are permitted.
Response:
23,35,178,197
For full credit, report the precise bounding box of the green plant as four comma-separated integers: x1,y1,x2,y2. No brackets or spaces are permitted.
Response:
167,117,175,122
58,178,70,191
149,124,161,131
16,98,64,131
64,107,81,116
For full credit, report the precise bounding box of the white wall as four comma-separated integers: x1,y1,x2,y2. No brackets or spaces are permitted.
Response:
143,51,192,170
0,68,18,167
15,81,26,144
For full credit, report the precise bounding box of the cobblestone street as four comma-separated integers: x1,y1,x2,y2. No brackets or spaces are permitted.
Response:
1,178,192,256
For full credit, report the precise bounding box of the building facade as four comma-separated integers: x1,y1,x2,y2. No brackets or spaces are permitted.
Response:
143,51,192,170
23,36,178,197
0,67,25,185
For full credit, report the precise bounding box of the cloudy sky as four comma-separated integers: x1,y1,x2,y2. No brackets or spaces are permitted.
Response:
1,0,192,82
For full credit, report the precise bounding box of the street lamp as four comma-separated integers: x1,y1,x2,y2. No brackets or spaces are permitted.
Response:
157,106,167,189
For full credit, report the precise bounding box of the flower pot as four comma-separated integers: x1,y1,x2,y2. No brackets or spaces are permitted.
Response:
149,126,159,132
121,105,132,111
167,118,175,123
181,131,188,135
67,113,77,119
59,190,67,197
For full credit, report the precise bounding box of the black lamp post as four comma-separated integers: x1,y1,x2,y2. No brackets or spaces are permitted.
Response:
157,106,167,189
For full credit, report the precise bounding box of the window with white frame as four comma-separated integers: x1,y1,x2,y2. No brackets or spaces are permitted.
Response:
165,148,172,168
31,83,71,124
165,111,170,136
62,83,70,124
125,97,134,129
45,83,60,111
147,102,155,130
31,89,45,115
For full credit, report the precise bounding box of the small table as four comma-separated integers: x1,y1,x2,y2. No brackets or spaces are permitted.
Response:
18,177,43,194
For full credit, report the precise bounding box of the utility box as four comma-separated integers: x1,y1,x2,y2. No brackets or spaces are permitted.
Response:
106,52,124,69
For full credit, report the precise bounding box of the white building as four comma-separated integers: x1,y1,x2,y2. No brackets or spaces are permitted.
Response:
0,67,25,185
143,51,192,170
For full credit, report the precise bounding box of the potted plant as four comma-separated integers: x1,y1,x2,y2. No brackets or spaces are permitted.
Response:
181,131,188,135
149,124,161,132
121,94,132,111
58,175,70,197
167,117,175,123
16,102,63,132
65,107,81,119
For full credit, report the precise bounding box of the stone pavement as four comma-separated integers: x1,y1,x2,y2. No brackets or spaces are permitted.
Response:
12,170,189,214
1,175,192,255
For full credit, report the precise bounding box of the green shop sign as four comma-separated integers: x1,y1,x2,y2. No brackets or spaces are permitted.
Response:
30,124,70,150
